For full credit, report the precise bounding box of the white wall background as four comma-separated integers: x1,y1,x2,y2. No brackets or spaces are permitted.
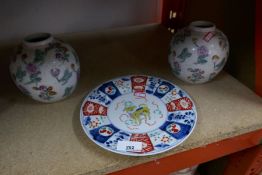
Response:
0,0,162,43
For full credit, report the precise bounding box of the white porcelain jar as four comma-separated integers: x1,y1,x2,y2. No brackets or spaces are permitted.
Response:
9,33,80,102
168,21,229,84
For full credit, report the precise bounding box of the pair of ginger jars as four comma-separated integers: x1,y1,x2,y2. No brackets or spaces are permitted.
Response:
9,21,229,103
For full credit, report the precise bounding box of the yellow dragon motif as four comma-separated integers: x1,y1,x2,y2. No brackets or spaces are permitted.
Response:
123,102,151,125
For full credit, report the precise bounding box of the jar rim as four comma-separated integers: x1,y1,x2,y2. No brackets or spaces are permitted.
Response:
23,33,53,47
189,21,216,32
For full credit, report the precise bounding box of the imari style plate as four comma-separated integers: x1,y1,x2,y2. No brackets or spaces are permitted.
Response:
80,75,197,156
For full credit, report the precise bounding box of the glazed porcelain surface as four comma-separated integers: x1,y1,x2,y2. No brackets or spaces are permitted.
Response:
80,75,197,156
9,33,80,102
168,21,229,84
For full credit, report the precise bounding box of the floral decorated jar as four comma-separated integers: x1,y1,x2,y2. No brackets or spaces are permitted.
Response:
168,21,229,84
9,33,80,102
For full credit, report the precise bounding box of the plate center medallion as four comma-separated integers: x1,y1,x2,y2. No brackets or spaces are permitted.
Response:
108,93,167,133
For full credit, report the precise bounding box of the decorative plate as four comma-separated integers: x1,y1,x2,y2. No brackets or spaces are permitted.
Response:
80,75,197,156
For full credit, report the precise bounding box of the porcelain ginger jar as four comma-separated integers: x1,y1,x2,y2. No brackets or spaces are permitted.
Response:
168,21,229,84
9,33,80,102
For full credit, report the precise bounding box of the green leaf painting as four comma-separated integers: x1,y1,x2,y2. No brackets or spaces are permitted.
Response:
34,49,46,64
25,72,42,85
195,56,208,64
58,69,72,85
15,66,26,82
177,48,192,62
63,86,73,97
214,57,226,71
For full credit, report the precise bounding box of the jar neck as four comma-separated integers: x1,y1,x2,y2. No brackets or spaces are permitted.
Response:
22,33,54,48
189,21,216,33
